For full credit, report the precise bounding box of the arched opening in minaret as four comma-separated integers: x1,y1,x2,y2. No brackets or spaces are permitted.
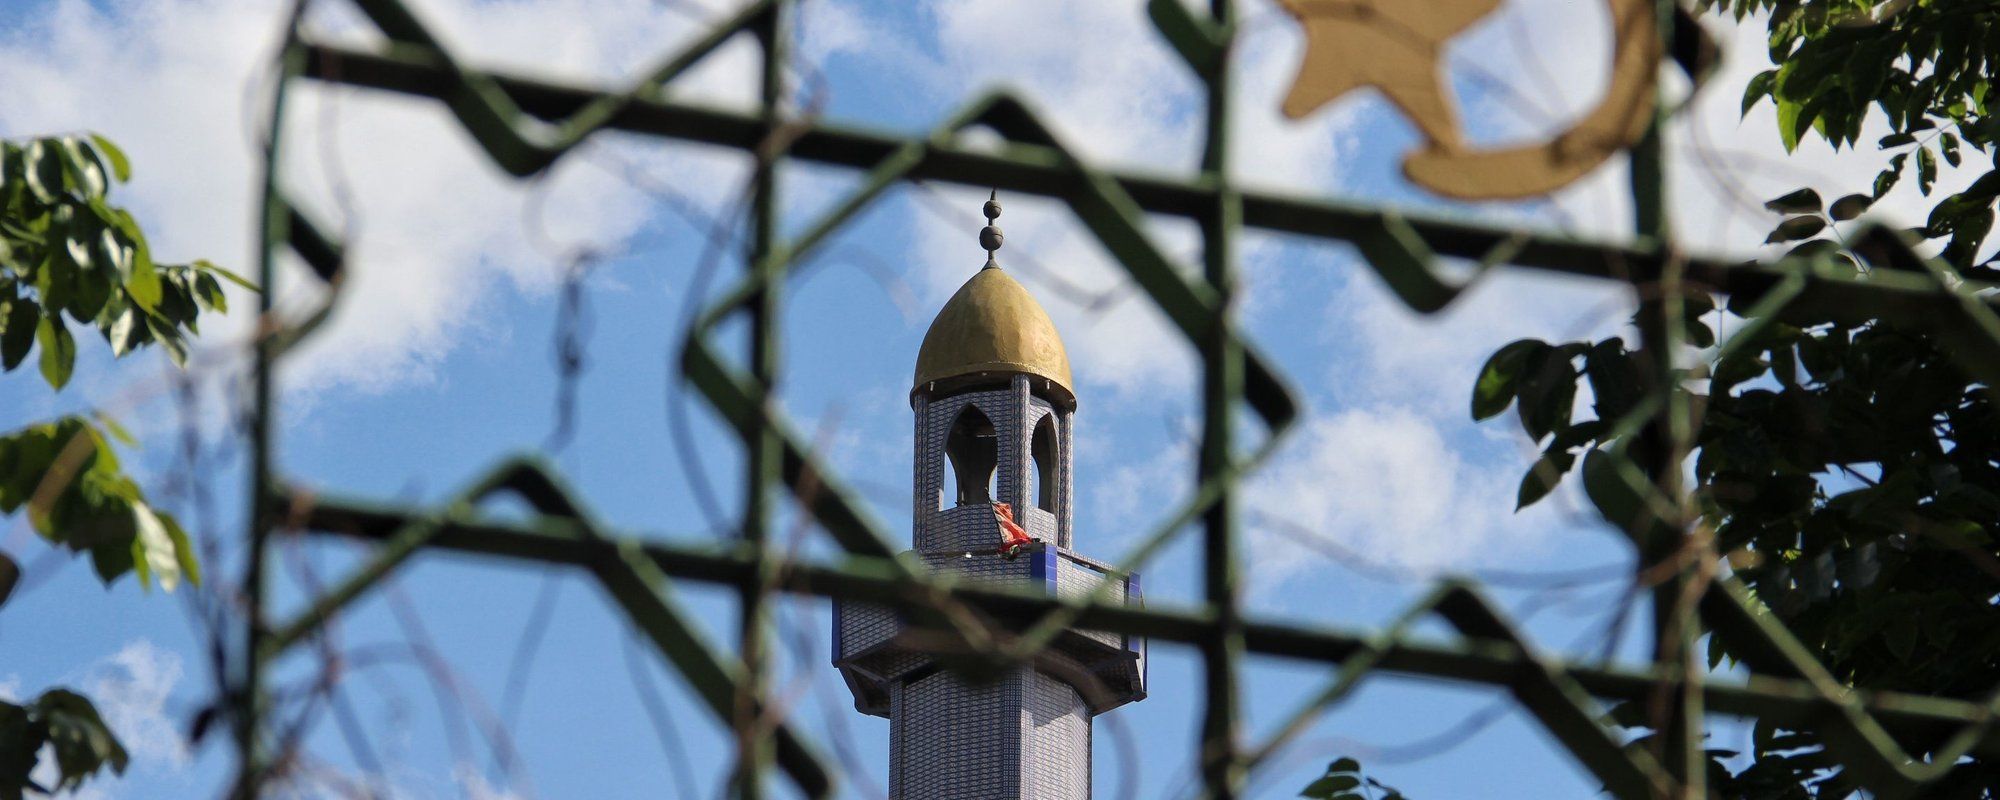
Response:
1030,414,1057,513
943,404,998,507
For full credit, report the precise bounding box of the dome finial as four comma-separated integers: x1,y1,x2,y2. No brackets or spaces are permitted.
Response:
979,189,1004,269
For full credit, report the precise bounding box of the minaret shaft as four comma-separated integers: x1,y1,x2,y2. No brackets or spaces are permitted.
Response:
831,195,1144,799
888,666,1091,798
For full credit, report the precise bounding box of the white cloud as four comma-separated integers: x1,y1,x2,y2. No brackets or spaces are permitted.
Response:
453,764,529,800
82,640,190,769
0,640,189,799
804,0,1365,402
1233,0,1998,578
1242,405,1554,591
0,0,758,396
1330,262,1628,419
1481,3,1996,249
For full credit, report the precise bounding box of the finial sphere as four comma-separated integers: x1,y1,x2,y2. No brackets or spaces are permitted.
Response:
984,193,1001,223
980,225,1004,252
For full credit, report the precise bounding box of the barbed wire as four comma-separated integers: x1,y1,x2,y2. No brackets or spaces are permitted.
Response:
622,632,704,799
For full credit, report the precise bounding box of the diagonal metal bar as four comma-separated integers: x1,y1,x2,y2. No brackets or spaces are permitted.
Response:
1702,577,2000,797
267,458,838,796
342,0,773,175
1242,584,1442,771
285,491,2000,758
1435,584,1673,800
259,457,594,661
591,539,835,799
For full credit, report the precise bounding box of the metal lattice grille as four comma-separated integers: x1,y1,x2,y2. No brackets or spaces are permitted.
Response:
229,0,2000,797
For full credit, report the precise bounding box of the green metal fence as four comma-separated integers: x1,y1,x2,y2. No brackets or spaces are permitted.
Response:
231,0,2000,797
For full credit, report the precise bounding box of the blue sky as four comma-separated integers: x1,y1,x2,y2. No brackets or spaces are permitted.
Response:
2,0,1990,797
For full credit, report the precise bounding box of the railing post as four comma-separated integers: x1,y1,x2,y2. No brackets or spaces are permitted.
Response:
1631,1,1705,795
736,2,790,798
1197,1,1247,796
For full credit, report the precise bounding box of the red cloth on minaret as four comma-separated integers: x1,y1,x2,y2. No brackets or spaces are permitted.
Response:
993,502,1035,558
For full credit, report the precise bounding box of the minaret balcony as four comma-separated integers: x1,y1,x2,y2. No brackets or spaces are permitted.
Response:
832,543,1147,717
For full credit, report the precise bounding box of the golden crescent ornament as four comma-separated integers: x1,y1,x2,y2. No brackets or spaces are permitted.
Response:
1276,0,1660,200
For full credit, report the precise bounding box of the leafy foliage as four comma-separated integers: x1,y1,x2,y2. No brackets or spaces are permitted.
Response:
1472,1,2000,793
1478,202,2000,796
1699,197,2000,795
0,132,237,797
1300,757,1406,800
1715,0,1999,268
0,689,130,800
0,417,199,592
0,132,229,596
1471,325,1673,513
1,135,241,387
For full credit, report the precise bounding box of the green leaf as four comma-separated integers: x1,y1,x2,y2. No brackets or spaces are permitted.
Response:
33,689,130,790
1471,339,1547,420
1766,215,1827,243
86,134,130,183
1941,132,1961,167
1301,775,1361,798
91,412,135,446
56,137,106,200
124,257,161,312
143,316,185,367
1763,188,1823,214
158,509,200,588
61,228,93,274
1582,447,1670,545
1711,347,1765,393
1777,97,1813,152
1,299,37,370
1843,39,1889,107
23,140,62,204
1873,167,1901,199
128,501,181,592
1918,146,1938,194
1514,344,1580,441
1742,69,1777,117
193,260,258,292
0,551,17,610
1924,519,1991,549
1828,193,1873,221
1584,339,1643,420
192,272,227,313
98,228,132,281
34,317,74,390
1517,447,1577,510
38,242,75,312
107,307,141,357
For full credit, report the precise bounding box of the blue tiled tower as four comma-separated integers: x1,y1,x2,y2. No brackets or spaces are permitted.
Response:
832,195,1146,798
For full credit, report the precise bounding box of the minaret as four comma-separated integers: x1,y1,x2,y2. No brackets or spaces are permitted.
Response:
832,193,1147,798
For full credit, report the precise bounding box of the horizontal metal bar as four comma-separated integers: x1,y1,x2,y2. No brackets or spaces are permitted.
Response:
290,493,2000,756
297,42,2000,321
299,41,1630,270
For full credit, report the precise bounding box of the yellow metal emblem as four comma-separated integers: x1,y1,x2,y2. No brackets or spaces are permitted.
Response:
1276,0,1660,199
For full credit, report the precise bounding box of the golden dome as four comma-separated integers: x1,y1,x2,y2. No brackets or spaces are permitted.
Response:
913,265,1074,407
